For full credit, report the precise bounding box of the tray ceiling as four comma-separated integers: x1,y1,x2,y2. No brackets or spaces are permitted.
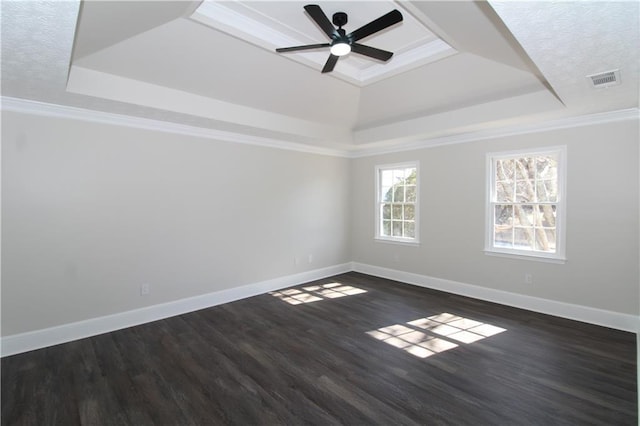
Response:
190,0,456,86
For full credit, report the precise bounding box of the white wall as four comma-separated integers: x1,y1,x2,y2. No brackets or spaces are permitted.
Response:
1,111,350,336
351,119,640,315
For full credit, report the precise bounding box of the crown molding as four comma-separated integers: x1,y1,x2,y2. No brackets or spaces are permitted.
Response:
0,96,350,158
2,97,637,160
349,108,640,158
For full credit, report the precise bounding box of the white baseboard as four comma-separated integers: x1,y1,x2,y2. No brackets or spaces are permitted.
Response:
3,261,637,357
1,263,351,357
352,262,639,333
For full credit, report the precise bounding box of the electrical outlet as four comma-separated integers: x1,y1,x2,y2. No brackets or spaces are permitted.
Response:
524,273,533,284
140,283,151,295
308,254,313,264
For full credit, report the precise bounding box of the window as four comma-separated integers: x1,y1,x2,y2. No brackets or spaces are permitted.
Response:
486,147,566,261
375,163,419,243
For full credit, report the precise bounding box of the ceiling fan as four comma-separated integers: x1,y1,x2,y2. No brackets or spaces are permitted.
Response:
275,4,403,73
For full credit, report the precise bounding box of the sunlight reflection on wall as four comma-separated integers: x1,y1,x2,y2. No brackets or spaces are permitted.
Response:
270,282,367,305
367,313,506,358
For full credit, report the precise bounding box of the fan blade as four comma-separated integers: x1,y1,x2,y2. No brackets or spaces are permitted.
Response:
348,9,403,42
304,4,339,39
350,43,393,61
321,54,339,73
276,43,330,53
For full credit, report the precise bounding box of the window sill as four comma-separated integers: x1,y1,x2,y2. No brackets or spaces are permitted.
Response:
375,237,420,247
484,249,566,264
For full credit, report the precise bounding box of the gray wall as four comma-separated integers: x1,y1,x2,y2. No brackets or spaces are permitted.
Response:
2,111,350,335
351,119,639,315
2,111,638,338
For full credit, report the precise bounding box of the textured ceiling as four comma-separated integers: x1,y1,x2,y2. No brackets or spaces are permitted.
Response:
491,1,640,114
1,1,638,153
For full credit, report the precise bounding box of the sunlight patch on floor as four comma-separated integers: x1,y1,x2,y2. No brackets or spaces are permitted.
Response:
270,282,367,305
409,313,507,343
368,313,506,358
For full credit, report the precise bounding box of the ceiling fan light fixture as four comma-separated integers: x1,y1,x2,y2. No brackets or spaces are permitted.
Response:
330,42,351,56
275,5,403,73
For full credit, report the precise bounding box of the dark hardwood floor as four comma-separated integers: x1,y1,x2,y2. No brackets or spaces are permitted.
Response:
2,272,637,425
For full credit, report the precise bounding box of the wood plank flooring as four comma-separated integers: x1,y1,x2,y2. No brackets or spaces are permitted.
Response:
2,272,637,425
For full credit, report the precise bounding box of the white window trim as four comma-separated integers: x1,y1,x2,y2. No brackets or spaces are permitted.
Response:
484,146,567,262
375,161,420,245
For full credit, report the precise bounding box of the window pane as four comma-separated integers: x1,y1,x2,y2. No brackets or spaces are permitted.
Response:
526,158,536,179
536,205,556,227
405,221,415,238
391,204,402,220
405,169,417,185
382,220,391,236
494,205,513,227
383,186,393,202
382,204,391,220
494,228,512,247
392,221,402,237
536,179,557,202
394,185,405,202
514,227,534,250
515,158,535,179
381,170,393,187
404,204,415,221
516,180,533,202
393,169,405,184
514,205,534,226
534,228,556,252
537,156,557,179
543,228,556,251
496,159,515,180
495,181,513,202
406,185,416,202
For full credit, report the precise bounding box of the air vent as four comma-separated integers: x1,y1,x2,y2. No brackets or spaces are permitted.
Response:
587,69,621,88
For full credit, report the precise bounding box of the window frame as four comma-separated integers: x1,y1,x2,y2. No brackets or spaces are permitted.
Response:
484,146,567,263
374,162,420,245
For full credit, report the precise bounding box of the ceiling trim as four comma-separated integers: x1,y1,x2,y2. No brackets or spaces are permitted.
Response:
354,90,564,145
0,97,351,158
358,39,454,85
66,65,352,144
2,97,637,160
350,108,640,158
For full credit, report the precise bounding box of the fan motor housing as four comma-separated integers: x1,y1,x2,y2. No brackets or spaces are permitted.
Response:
332,12,348,27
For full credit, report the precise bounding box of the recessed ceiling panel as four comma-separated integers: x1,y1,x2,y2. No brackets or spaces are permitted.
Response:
190,0,457,86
